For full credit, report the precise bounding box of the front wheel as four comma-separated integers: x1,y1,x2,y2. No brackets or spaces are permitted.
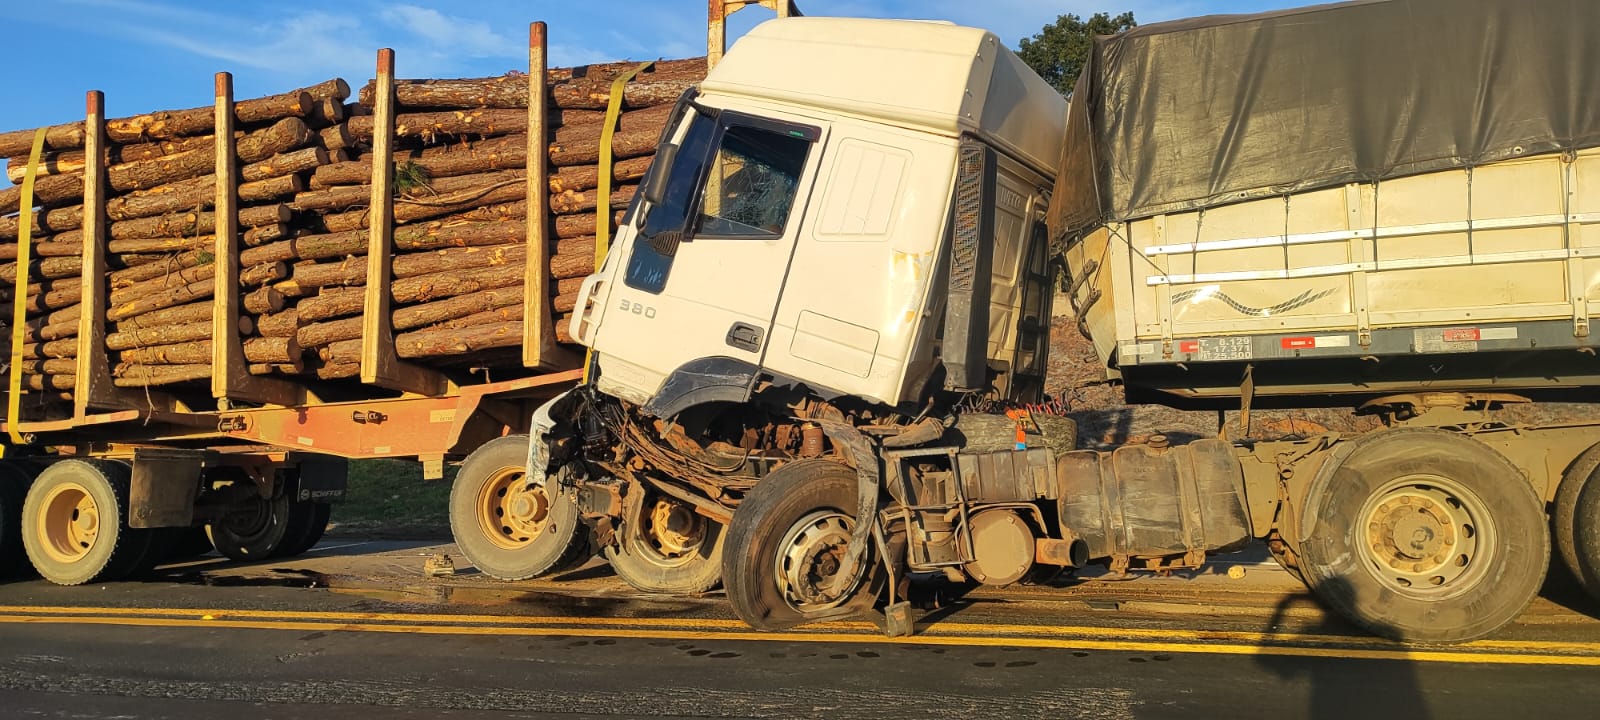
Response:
1298,429,1548,643
722,459,880,630
449,435,591,580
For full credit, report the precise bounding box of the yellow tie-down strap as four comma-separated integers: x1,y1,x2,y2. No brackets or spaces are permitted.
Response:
594,60,655,266
584,61,654,386
6,128,47,451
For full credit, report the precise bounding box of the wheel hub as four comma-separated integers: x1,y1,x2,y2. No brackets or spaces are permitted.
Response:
476,466,551,550
645,499,703,558
775,511,862,611
1362,480,1482,592
38,482,99,564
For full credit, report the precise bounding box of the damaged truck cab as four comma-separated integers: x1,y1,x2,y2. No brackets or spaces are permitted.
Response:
452,2,1600,644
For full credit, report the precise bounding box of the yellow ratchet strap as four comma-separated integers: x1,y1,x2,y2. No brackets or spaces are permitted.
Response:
6,128,47,450
594,61,655,266
583,61,653,387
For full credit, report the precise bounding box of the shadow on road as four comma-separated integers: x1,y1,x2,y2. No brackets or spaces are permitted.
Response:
1261,575,1431,719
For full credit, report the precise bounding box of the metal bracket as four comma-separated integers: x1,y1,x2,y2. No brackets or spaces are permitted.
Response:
708,0,802,69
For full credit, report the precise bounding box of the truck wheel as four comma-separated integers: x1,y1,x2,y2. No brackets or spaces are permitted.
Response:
0,462,36,579
274,502,332,558
1567,471,1600,604
1552,442,1600,592
449,435,590,580
604,493,724,594
1298,429,1547,643
21,460,153,586
723,459,880,630
207,491,291,561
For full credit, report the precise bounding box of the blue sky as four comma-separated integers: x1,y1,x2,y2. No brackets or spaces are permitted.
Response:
1,0,1301,141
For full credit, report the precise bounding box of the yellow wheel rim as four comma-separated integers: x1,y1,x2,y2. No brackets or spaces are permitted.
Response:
475,465,551,551
36,481,101,565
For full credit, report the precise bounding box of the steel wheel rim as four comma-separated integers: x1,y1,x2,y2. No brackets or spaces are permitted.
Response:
637,497,706,562
476,465,550,551
1357,473,1492,599
774,510,864,613
37,481,100,564
220,494,273,541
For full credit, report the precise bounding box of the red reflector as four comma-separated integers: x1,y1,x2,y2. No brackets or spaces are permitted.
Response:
1179,341,1200,353
1281,337,1315,349
1442,328,1480,342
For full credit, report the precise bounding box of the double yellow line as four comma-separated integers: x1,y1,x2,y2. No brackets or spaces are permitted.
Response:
4,604,1599,666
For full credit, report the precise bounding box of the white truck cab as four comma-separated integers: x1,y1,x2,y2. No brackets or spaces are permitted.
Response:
569,18,1066,416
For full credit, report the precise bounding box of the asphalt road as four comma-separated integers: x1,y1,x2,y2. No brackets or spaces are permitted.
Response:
3,539,1600,719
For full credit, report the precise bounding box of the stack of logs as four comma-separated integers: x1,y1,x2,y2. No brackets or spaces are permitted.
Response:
0,57,704,414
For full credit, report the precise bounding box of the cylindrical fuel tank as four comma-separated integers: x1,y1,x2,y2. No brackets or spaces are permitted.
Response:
1056,437,1252,563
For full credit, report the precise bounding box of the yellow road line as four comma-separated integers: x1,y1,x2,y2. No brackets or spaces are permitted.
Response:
6,604,1598,656
2,610,1599,666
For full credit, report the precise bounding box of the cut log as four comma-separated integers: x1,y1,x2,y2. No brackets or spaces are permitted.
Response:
106,278,213,321
106,318,249,351
556,313,574,344
550,236,599,279
240,261,290,287
425,302,523,331
119,336,299,365
22,318,80,343
0,122,87,158
291,257,366,289
316,361,361,380
109,249,213,288
296,316,361,348
109,205,291,240
392,263,522,304
356,59,706,109
109,263,214,305
290,168,525,213
256,309,299,337
550,155,654,194
110,300,216,330
299,78,351,102
296,286,365,322
105,90,313,144
244,286,285,314
392,243,524,278
112,364,213,387
393,284,522,330
17,358,80,376
0,256,84,282
23,374,77,392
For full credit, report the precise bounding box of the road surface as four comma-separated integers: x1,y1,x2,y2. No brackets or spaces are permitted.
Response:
3,539,1599,719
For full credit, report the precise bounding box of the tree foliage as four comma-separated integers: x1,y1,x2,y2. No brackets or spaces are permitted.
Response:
1017,11,1137,96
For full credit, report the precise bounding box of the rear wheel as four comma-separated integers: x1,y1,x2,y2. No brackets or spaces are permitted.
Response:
1553,443,1600,592
274,502,332,558
723,459,880,630
605,492,724,594
21,460,153,586
449,435,590,580
0,462,37,579
208,488,291,562
1298,429,1547,642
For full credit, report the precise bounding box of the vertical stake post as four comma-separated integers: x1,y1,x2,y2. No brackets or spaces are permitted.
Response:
74,90,135,415
522,22,568,369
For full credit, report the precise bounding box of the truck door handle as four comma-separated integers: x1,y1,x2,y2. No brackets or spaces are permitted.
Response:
726,322,764,353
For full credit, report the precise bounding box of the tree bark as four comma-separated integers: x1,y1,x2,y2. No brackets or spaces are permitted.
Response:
550,236,598,279
424,302,523,331
356,59,705,109
0,122,87,158
106,278,213,321
291,257,367,289
392,243,523,278
109,263,214,305
393,262,522,304
119,336,299,365
105,90,313,144
244,286,285,314
106,318,250,351
296,286,365,322
109,249,212,287
240,261,289,287
256,309,299,337
111,300,216,330
392,284,522,330
112,364,213,387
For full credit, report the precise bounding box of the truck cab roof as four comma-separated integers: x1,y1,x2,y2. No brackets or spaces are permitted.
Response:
701,17,1065,175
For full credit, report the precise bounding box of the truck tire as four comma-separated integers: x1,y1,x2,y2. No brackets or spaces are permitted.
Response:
449,435,590,580
1298,428,1547,643
208,491,292,561
723,459,880,630
1567,471,1600,604
0,462,36,579
21,460,154,586
274,502,332,558
604,493,724,594
1552,442,1600,592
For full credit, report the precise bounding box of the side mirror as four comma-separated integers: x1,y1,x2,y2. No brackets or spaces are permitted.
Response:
643,142,678,206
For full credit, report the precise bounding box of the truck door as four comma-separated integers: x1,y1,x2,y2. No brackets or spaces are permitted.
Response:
587,107,824,412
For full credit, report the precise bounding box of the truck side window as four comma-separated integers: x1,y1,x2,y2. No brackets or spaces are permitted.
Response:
624,114,718,294
696,125,810,238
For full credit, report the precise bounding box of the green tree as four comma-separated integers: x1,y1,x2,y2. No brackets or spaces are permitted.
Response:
1017,11,1137,96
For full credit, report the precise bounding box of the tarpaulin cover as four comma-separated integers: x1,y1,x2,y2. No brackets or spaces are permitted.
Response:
1049,0,1600,243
